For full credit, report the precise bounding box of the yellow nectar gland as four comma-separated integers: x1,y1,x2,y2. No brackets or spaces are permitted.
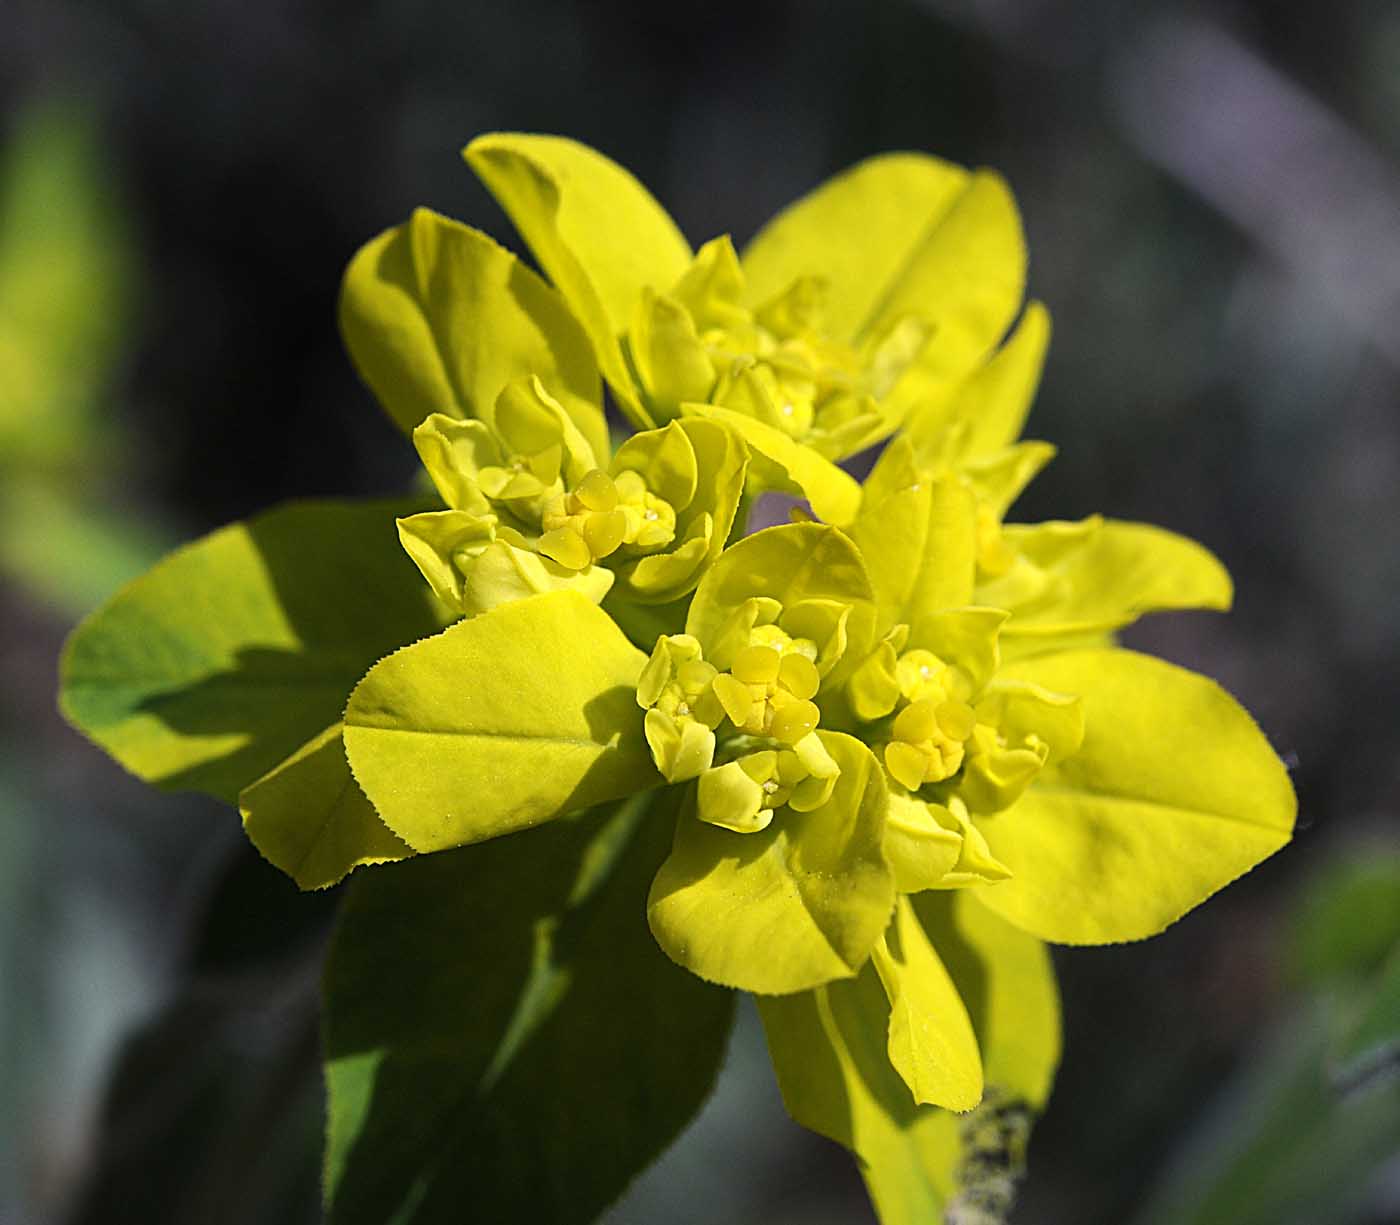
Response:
711,643,822,746
537,469,628,571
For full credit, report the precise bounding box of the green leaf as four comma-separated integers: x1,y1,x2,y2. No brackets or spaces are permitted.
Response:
977,649,1296,944
1132,1002,1400,1225
984,518,1234,653
339,208,607,458
0,476,167,618
759,890,1059,1223
680,402,862,526
0,98,133,466
739,152,973,344
1290,856,1400,987
323,792,735,1225
465,134,694,428
647,732,894,994
239,724,411,891
59,499,449,804
343,590,658,852
1335,946,1400,1089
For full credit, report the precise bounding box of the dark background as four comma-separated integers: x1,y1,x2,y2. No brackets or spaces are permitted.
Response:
2,1,1398,1222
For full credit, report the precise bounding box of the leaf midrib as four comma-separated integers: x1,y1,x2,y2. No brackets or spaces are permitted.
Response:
1026,781,1290,833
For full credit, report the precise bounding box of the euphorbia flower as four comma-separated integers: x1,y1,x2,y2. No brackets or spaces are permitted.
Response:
399,379,747,612
461,133,1030,525
56,133,1298,1225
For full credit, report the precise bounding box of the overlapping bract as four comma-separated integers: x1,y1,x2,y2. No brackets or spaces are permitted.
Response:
58,133,1295,1224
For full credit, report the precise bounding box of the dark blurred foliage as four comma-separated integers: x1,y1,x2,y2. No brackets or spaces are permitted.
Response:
2,1,1397,1222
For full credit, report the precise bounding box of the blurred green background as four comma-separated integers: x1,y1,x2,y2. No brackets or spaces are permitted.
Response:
2,1,1397,1222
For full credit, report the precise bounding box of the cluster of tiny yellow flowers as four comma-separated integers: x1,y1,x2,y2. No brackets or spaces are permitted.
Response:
712,644,821,746
539,468,680,570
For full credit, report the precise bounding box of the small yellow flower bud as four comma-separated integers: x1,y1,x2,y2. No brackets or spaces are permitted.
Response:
712,673,754,728
885,741,930,792
770,698,819,745
537,527,592,571
581,507,627,558
612,469,647,501
574,469,619,512
935,699,977,741
732,644,782,684
778,653,820,701
893,699,941,744
677,660,718,692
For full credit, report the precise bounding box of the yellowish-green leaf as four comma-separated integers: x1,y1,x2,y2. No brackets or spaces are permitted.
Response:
872,897,983,1111
669,234,747,332
759,889,1059,1223
978,648,1296,943
465,133,694,428
685,520,876,688
868,171,1027,423
914,892,1060,1111
760,967,950,1225
240,723,410,890
339,208,606,457
963,440,1055,520
343,590,657,852
739,152,972,344
647,732,893,994
900,891,1060,1212
681,402,861,526
908,300,1050,464
855,445,979,628
630,289,715,420
884,794,963,893
0,476,167,619
985,518,1234,652
59,500,450,804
